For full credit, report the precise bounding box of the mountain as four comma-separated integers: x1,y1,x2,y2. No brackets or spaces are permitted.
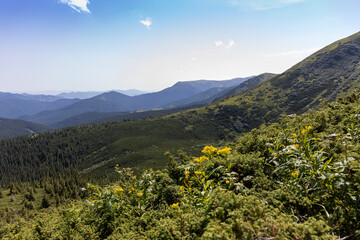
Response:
2,32,360,184
170,73,277,107
0,118,50,139
116,89,151,96
57,89,150,99
191,31,360,133
0,92,80,119
212,73,278,101
57,91,104,99
20,77,252,125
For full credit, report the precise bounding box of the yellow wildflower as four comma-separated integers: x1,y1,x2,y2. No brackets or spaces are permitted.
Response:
225,180,230,184
293,144,300,149
274,153,279,157
305,126,312,130
194,156,209,163
217,147,232,156
114,187,124,193
301,130,306,135
185,170,190,179
171,202,179,208
194,171,202,175
202,145,217,155
137,192,143,197
180,186,185,191
292,133,297,137
291,171,299,178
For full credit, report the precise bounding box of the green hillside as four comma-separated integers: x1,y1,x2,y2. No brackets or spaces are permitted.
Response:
2,85,360,239
1,32,360,186
185,31,360,133
0,118,50,139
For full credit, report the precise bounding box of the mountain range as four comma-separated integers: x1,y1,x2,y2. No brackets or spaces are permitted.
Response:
17,76,253,126
0,31,359,181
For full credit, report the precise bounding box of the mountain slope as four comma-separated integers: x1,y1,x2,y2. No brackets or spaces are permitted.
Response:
188,31,360,133
0,92,80,119
20,77,252,125
0,118,50,139
1,32,360,184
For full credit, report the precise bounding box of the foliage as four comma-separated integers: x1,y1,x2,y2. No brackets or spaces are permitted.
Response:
3,88,360,238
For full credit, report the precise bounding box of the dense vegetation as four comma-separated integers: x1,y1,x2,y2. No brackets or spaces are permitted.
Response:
0,116,225,185
1,89,360,239
0,118,50,140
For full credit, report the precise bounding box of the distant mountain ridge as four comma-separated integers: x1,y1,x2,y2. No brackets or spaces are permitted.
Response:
19,77,253,125
57,89,149,99
0,92,80,119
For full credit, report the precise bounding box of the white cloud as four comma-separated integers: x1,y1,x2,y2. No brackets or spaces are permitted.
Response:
191,57,197,61
140,17,152,29
226,39,236,49
266,47,320,57
214,40,224,47
230,0,306,11
59,0,90,13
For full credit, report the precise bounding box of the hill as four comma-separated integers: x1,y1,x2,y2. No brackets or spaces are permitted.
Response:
19,77,251,125
0,92,79,119
0,118,50,139
1,32,360,185
2,84,360,239
186,31,360,133
51,75,270,129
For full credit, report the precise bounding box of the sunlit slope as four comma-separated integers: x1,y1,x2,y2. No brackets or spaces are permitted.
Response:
182,31,360,133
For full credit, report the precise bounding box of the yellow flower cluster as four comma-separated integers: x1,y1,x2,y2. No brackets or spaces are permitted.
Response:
194,171,202,176
180,186,185,191
194,156,209,163
292,144,300,149
137,192,143,197
301,126,312,135
114,187,124,193
291,171,299,178
292,133,297,137
171,202,179,208
217,147,232,156
202,145,217,155
185,170,190,179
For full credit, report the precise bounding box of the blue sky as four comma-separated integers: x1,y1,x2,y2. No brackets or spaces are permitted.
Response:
0,0,360,93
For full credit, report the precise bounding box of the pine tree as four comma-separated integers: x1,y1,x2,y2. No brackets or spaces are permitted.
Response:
41,195,51,209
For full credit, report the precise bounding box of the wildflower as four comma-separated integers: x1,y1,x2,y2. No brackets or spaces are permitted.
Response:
171,202,179,208
292,133,297,137
293,144,300,149
194,156,209,163
301,130,306,135
180,186,185,191
305,126,312,130
185,170,190,179
128,187,135,193
274,153,279,157
217,147,232,156
114,187,124,193
194,171,202,175
291,171,299,178
202,145,217,155
137,192,143,197
225,180,230,184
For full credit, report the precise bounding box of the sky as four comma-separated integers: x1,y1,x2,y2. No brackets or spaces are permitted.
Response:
0,0,360,93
